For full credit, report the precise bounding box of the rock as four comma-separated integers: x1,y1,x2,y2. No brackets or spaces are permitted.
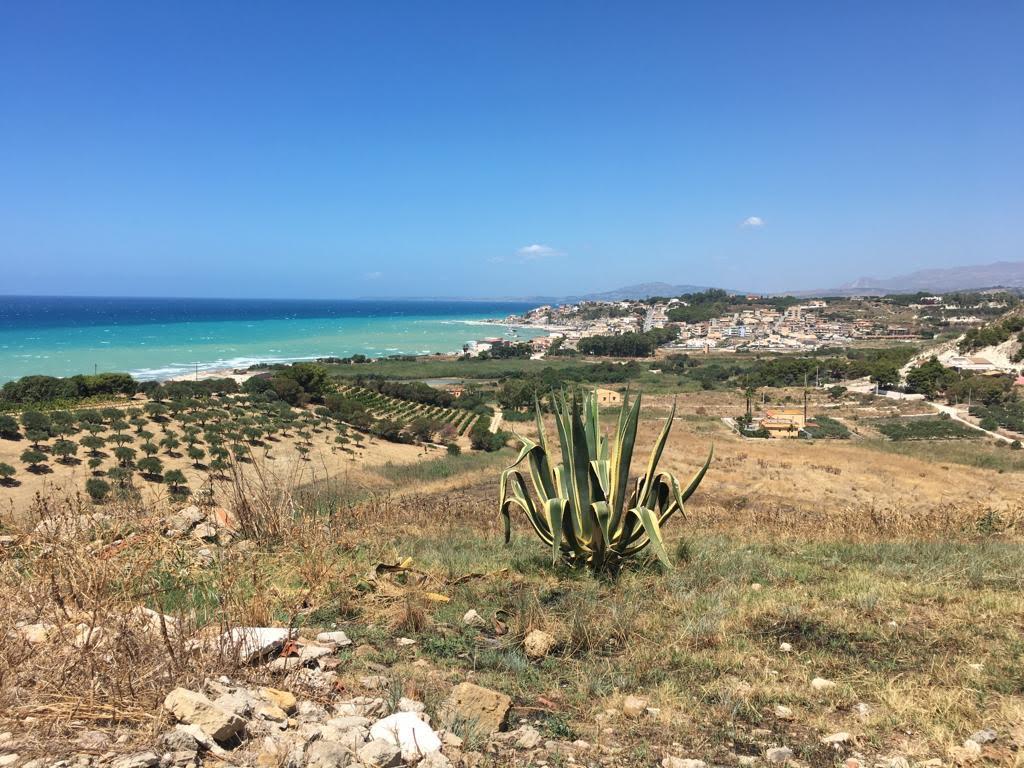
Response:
765,747,794,764
419,753,452,768
822,732,851,745
354,643,377,658
773,705,794,720
397,697,425,713
395,637,416,647
14,623,53,645
163,688,245,743
220,626,293,662
622,695,649,718
523,629,556,659
970,729,996,745
209,506,238,531
316,631,353,646
358,739,402,768
810,676,836,691
259,687,296,714
0,756,18,768
509,725,542,750
267,656,303,672
255,703,288,722
370,712,442,761
214,690,258,717
779,642,793,653
961,739,983,757
76,731,110,750
440,683,512,735
854,702,871,720
300,643,335,662
305,740,353,768
462,610,486,628
335,696,388,719
111,753,158,768
750,582,763,591
662,759,707,768
191,522,218,541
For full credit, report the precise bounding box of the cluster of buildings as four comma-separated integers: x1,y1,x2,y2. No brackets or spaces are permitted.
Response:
501,297,920,355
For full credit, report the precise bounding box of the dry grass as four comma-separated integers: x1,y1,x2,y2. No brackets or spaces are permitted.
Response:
1,397,1023,763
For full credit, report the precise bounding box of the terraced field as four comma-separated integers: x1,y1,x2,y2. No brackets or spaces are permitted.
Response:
336,384,480,435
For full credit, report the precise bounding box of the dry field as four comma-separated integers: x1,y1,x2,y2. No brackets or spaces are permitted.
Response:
0,389,1021,766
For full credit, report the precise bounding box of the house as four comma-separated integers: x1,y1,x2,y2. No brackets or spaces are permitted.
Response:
759,407,806,438
595,388,622,406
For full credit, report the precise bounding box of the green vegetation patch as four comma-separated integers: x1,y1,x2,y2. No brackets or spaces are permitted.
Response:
872,416,981,441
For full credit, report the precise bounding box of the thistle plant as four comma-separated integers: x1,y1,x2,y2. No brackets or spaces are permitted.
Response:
499,389,711,573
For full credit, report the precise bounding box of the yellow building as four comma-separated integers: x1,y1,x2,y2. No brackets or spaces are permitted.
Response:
595,387,622,406
759,407,806,438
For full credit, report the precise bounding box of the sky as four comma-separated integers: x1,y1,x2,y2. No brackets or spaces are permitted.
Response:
1,2,1022,298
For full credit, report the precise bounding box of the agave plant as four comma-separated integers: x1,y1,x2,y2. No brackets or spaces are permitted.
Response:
499,389,711,573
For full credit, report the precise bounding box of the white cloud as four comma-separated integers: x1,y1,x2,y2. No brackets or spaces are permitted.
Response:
515,243,564,260
364,271,383,280
741,216,764,228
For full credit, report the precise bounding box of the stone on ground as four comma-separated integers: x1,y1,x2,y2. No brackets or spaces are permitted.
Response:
523,629,556,659
369,711,442,761
163,688,245,743
440,682,512,735
358,739,403,768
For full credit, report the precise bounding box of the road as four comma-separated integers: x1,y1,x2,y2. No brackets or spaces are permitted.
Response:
926,401,1014,443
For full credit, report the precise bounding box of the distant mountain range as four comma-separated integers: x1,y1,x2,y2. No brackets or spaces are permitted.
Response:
829,260,1024,295
568,261,1024,302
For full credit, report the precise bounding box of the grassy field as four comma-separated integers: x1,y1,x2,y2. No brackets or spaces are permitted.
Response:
2,389,1023,764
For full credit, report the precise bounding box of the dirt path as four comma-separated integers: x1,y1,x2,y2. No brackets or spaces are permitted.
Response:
927,401,1014,443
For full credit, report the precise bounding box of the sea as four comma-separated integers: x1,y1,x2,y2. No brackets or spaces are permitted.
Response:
0,296,543,383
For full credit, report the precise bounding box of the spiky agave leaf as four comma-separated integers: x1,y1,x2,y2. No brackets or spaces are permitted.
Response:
499,387,711,573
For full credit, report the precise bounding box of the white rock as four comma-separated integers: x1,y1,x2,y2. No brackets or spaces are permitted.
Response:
821,731,851,745
811,676,836,691
962,739,982,756
220,626,294,662
370,712,442,761
773,705,794,720
970,729,997,745
662,759,707,768
396,637,416,647
0,756,19,768
299,643,335,661
779,642,793,653
398,697,426,713
765,747,794,764
316,630,352,646
462,609,486,628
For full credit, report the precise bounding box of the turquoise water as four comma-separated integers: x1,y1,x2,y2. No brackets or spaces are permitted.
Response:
0,297,541,382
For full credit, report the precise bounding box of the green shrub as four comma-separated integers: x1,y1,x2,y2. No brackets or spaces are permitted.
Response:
85,477,111,502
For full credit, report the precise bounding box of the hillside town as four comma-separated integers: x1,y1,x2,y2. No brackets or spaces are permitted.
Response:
499,295,924,355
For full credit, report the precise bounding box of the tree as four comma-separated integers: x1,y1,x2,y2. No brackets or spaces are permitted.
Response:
21,410,52,448
869,363,901,391
113,445,137,468
187,445,206,467
905,357,952,399
160,435,181,455
80,434,106,456
20,448,47,471
52,439,79,464
0,414,20,439
446,442,461,456
85,477,111,503
137,456,164,479
0,463,16,486
164,469,187,496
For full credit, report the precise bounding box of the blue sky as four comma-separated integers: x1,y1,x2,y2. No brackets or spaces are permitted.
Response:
1,2,1021,298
